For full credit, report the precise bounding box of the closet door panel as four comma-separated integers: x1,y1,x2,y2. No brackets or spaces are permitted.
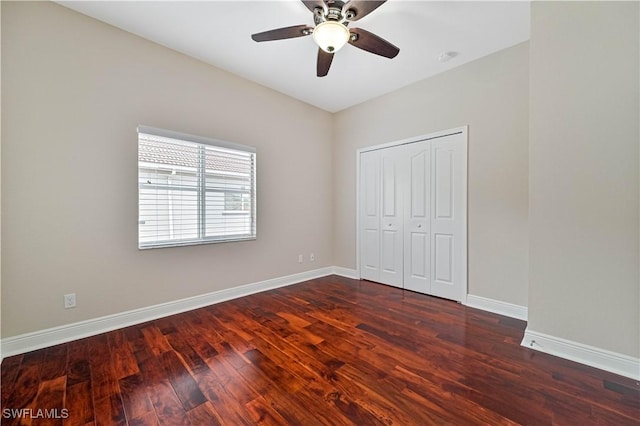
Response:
434,233,453,283
430,133,466,302
359,150,381,282
403,141,431,294
379,146,404,287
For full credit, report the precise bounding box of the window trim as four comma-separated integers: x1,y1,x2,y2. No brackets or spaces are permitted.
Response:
138,125,256,155
138,125,257,249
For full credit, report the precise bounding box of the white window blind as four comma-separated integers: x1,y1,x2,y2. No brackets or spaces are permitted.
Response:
138,126,256,249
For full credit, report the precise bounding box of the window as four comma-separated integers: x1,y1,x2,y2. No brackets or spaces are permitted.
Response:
138,126,256,249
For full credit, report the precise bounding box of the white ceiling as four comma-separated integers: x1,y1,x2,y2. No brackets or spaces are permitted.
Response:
57,1,530,112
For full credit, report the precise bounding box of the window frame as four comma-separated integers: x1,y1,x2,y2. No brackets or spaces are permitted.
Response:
137,125,257,249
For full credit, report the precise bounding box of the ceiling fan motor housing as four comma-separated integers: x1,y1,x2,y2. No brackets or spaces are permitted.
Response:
314,1,354,25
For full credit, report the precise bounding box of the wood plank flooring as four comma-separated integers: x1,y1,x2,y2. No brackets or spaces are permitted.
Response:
2,275,639,425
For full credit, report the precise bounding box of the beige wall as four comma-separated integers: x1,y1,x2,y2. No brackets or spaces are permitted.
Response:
528,2,639,358
333,42,530,307
1,2,333,337
5,0,637,366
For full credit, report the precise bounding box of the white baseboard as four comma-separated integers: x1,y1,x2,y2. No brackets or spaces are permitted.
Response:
332,266,358,279
7,269,636,382
465,294,528,321
0,267,334,360
522,328,640,381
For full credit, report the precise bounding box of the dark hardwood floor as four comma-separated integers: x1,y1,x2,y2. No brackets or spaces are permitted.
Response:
1,275,639,425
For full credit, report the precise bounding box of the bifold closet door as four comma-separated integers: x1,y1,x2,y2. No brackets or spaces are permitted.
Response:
379,145,404,287
403,141,431,294
359,149,381,283
359,146,404,288
359,130,466,302
359,141,432,293
430,133,466,302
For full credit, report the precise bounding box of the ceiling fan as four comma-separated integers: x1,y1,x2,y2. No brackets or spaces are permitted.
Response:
251,0,399,77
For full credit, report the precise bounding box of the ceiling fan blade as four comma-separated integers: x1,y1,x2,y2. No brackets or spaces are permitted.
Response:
344,0,386,21
317,49,334,77
251,25,313,42
348,28,399,58
301,1,325,13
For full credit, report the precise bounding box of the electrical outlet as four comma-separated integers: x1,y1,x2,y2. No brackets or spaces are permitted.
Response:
64,293,76,309
298,254,303,263
310,253,315,262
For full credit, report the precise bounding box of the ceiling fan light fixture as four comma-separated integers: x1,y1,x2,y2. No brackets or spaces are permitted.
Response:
313,21,350,53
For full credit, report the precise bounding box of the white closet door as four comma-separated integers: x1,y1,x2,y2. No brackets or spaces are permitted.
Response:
403,141,432,294
358,128,467,302
430,133,467,302
359,150,381,282
379,145,404,287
